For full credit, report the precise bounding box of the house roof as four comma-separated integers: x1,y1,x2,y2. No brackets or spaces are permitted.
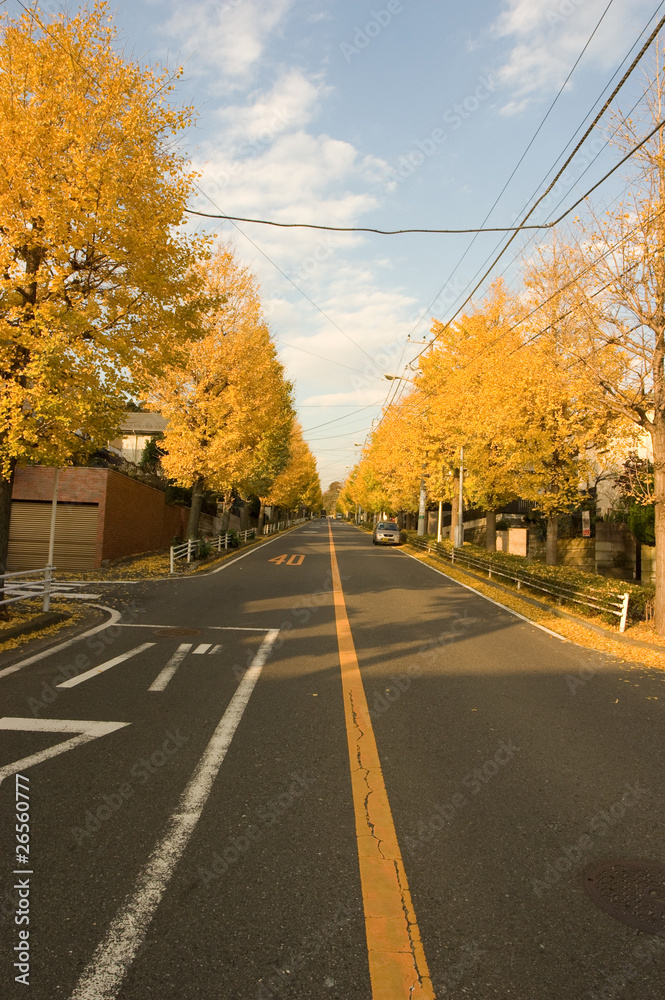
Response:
119,412,167,435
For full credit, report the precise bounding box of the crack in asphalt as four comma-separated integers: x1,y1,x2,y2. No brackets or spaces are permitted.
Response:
349,689,386,859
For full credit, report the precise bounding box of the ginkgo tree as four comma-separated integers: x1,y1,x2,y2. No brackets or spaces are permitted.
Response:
553,49,665,629
350,396,424,516
0,2,207,576
267,421,322,527
420,282,523,548
515,242,620,563
150,246,295,537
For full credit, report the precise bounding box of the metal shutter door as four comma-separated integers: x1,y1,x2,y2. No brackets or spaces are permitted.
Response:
7,502,99,571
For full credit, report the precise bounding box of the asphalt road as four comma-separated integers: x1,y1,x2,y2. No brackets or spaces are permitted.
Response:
1,519,664,999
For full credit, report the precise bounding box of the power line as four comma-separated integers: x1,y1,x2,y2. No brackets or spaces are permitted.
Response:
376,0,642,423
273,337,384,379
417,209,665,390
402,6,665,377
380,0,665,430
301,401,383,433
187,0,620,238
192,183,383,374
330,108,663,399
305,423,376,442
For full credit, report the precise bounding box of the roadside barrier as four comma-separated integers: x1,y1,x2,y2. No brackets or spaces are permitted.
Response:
169,530,255,573
411,536,630,632
263,516,310,534
0,566,55,613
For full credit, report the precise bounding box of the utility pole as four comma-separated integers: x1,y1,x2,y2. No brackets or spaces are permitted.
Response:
455,446,464,548
437,499,442,543
383,353,432,541
44,468,60,611
417,474,427,537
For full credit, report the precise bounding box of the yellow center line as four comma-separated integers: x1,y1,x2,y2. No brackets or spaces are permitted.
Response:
327,522,435,999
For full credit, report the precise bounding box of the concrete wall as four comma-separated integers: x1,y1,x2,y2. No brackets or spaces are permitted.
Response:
641,545,656,584
594,521,637,581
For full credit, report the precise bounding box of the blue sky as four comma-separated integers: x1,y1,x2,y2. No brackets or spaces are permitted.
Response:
38,0,660,488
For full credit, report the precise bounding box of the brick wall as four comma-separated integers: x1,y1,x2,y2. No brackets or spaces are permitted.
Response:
101,471,180,563
12,467,192,567
12,467,108,504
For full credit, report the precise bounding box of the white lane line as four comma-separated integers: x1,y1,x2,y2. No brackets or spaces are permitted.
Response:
400,549,569,642
69,628,280,1000
115,624,270,631
0,605,121,680
56,643,156,689
0,719,129,786
208,644,223,655
148,644,192,692
192,643,212,655
209,626,271,631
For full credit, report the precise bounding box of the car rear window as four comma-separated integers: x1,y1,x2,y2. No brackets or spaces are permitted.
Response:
378,522,398,529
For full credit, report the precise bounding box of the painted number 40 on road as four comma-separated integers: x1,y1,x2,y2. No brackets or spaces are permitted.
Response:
268,554,305,566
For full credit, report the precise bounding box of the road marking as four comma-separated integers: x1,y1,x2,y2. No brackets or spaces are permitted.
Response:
287,554,305,566
327,523,434,999
0,718,129,786
208,644,223,654
56,643,155,689
398,548,569,642
148,644,192,692
69,628,280,1000
115,624,270,631
268,553,305,565
0,605,122,680
192,643,212,655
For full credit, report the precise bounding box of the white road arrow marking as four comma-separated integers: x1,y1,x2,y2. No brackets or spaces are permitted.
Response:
0,718,129,785
56,643,155,689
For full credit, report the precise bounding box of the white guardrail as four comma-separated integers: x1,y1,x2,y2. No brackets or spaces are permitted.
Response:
0,566,55,613
169,517,312,572
411,536,631,632
170,531,255,573
262,516,310,535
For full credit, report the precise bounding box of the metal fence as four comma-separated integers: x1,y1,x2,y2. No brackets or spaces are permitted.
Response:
263,516,310,535
411,536,631,632
169,530,257,573
0,566,55,613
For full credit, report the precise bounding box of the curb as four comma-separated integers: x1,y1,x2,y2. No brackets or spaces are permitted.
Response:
0,610,71,643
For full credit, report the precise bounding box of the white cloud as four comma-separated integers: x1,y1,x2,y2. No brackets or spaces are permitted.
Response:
214,69,327,146
492,0,655,114
161,0,294,85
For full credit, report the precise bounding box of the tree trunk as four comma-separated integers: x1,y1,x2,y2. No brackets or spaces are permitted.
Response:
0,459,17,610
240,501,249,532
546,514,558,566
485,509,497,551
257,500,266,536
652,421,665,635
187,475,205,539
221,492,232,532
